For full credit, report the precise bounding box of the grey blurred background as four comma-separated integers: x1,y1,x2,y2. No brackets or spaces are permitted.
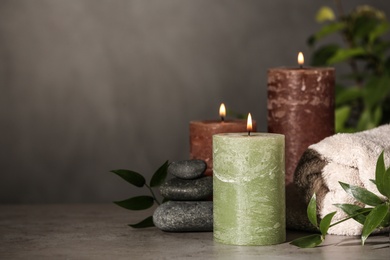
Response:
1,0,389,203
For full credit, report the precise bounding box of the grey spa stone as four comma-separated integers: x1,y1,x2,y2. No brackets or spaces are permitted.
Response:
153,201,213,232
160,176,212,201
168,160,206,180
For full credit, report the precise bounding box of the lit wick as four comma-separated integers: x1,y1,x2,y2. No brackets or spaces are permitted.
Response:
298,52,304,69
247,113,253,136
219,103,226,122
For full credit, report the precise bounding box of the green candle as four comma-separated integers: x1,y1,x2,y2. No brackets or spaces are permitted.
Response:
213,132,285,245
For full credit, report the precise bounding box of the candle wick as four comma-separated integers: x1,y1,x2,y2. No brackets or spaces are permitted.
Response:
221,116,225,122
248,131,251,136
299,65,303,69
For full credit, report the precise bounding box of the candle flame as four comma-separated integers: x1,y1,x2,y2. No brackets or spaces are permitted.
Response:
247,113,253,132
219,103,226,118
298,52,304,66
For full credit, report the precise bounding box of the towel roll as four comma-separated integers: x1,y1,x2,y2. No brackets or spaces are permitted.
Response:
292,124,390,235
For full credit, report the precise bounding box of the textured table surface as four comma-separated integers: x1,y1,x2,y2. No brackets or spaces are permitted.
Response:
0,204,389,259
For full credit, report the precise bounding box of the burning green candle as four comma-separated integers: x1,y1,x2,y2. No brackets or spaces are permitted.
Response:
213,115,285,245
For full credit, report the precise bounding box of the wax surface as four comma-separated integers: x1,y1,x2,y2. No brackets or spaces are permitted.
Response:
213,133,285,245
190,120,257,175
267,67,335,186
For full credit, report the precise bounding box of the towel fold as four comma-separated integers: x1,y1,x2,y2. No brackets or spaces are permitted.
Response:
291,124,390,235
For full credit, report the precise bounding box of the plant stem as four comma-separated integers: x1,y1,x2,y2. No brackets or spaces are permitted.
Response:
145,184,161,205
329,208,372,227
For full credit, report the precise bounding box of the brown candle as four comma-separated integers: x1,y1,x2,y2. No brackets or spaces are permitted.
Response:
190,104,257,176
267,53,335,187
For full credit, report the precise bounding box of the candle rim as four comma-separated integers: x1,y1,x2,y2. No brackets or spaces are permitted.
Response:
190,119,255,124
214,132,285,138
268,66,335,72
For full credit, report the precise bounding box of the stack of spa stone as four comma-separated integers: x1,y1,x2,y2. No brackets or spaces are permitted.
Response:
153,159,213,232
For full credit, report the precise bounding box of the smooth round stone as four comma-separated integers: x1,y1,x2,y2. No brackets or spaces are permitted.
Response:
153,201,213,232
168,160,206,180
160,176,212,201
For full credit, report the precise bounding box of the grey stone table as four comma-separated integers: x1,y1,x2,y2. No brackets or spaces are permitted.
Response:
0,204,389,259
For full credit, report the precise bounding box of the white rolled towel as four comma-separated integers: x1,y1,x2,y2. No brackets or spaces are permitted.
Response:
294,124,390,235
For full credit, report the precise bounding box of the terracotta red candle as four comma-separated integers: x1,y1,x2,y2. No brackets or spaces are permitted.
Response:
267,52,335,187
190,104,257,176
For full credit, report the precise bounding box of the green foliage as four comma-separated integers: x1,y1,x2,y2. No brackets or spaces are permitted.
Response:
310,44,339,66
319,211,337,236
335,106,351,132
380,211,390,227
114,196,154,210
129,216,155,228
310,22,346,45
307,193,318,227
308,2,390,132
291,151,390,248
110,169,145,187
150,161,169,187
226,109,247,120
361,203,389,245
111,160,169,228
290,234,323,248
376,151,390,197
339,182,384,206
290,193,336,248
333,203,369,225
315,6,336,23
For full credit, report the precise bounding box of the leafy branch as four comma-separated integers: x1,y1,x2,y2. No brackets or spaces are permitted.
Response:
309,2,390,132
111,160,169,228
291,151,390,248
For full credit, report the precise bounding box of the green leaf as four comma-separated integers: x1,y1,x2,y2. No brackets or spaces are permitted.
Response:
320,211,337,236
307,193,318,227
310,44,339,66
385,167,390,197
150,160,169,187
334,203,369,225
114,196,154,210
363,75,390,109
375,151,390,198
382,96,390,124
290,234,323,248
315,6,336,23
369,22,390,45
327,47,366,65
311,22,346,46
226,109,247,119
372,40,390,58
339,182,384,206
307,35,316,47
335,87,362,106
379,211,390,227
356,108,376,131
352,16,381,40
129,216,155,228
361,203,389,245
335,106,351,133
111,169,145,187
373,106,382,126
